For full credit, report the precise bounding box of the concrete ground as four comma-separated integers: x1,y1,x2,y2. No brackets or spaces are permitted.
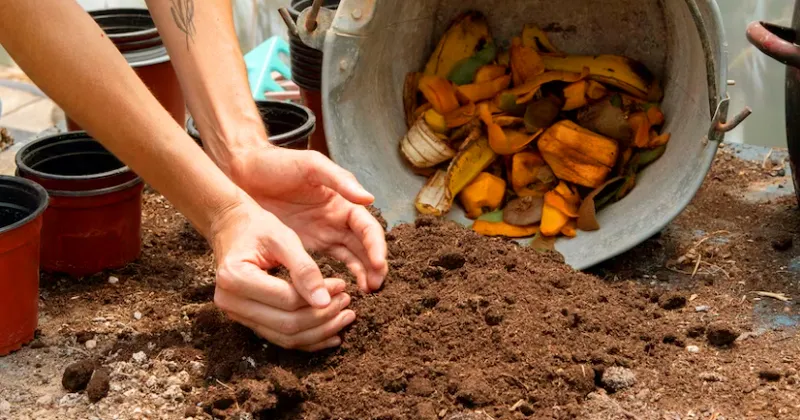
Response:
0,67,64,176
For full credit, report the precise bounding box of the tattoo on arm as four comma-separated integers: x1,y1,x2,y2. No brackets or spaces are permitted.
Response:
169,0,196,49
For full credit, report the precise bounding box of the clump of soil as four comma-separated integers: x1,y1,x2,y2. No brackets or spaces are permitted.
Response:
61,359,96,392
706,322,741,347
86,368,111,402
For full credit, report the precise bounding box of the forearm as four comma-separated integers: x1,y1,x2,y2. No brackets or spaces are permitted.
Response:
146,0,272,175
0,0,243,238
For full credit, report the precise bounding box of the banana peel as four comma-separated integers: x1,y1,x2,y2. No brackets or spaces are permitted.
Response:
401,118,456,168
472,220,538,238
542,54,662,101
419,75,460,114
538,120,619,188
447,134,498,197
424,109,448,133
444,103,478,129
521,24,560,53
475,65,508,83
424,11,493,80
510,37,545,86
415,170,452,216
457,75,512,103
507,68,590,104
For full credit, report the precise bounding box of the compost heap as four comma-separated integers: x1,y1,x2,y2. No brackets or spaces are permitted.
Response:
401,11,671,241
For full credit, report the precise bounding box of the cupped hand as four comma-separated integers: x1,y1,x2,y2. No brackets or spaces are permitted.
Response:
229,147,388,293
209,196,356,351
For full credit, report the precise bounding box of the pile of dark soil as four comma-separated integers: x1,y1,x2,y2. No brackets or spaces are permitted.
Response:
171,216,731,419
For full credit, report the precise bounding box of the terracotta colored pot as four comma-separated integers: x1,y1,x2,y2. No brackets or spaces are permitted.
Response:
66,9,185,131
187,100,316,151
0,176,48,355
299,88,329,156
15,132,143,277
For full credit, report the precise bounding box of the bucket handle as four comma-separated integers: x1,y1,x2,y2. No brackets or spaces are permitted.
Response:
746,21,800,69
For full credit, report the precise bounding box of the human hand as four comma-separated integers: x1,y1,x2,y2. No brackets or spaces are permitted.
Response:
228,147,388,293
210,196,357,351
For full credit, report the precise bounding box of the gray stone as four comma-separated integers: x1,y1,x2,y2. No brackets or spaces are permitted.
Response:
601,367,637,393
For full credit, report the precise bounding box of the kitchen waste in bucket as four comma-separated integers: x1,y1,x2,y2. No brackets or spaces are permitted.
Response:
314,0,748,270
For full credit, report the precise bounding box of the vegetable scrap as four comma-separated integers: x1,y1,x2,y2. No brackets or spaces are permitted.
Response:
400,11,671,240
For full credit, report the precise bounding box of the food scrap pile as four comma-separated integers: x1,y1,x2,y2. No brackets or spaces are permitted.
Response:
401,11,671,241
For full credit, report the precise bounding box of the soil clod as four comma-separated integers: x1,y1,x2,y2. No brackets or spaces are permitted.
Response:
658,293,687,310
432,250,467,270
62,359,96,392
706,322,741,347
455,374,493,407
759,369,782,382
86,368,111,402
771,235,793,252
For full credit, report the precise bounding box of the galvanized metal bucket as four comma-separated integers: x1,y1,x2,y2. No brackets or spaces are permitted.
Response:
303,0,749,270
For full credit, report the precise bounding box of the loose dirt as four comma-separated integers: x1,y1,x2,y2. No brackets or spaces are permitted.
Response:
1,145,800,420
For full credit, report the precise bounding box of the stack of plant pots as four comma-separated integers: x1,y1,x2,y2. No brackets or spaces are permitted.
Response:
66,8,186,131
187,100,316,150
0,176,48,355
286,0,340,156
0,130,145,356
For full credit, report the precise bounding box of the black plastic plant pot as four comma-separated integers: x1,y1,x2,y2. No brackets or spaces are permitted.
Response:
187,100,316,150
287,0,340,91
288,0,341,20
0,176,48,356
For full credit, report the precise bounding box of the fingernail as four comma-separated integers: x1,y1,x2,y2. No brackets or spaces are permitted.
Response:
310,288,331,307
342,311,356,326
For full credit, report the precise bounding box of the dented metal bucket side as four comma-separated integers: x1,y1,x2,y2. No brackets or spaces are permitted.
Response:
321,0,729,270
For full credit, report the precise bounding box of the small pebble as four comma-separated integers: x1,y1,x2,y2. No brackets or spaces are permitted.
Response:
0,399,10,414
686,345,701,353
600,367,636,393
85,339,97,350
132,351,147,364
36,395,52,407
133,312,143,320
695,305,711,313
699,372,726,382
108,276,119,284
189,361,204,376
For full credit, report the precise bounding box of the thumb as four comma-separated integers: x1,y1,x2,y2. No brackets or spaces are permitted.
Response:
273,229,332,309
307,153,375,205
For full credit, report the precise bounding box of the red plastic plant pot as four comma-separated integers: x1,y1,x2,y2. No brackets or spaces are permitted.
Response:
15,132,144,277
187,100,316,151
66,8,186,131
299,88,329,156
0,176,48,356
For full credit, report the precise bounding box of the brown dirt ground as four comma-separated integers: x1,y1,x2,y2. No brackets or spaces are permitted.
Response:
1,145,800,420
